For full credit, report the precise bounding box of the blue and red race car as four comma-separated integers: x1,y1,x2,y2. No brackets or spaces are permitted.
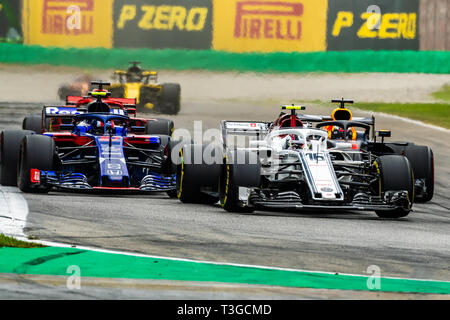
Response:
0,81,179,196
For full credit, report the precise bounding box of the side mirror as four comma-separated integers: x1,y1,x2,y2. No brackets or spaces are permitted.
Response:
377,130,391,138
377,130,391,144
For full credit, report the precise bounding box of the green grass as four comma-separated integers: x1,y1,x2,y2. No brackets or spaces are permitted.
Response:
0,234,45,248
431,85,450,102
352,102,450,129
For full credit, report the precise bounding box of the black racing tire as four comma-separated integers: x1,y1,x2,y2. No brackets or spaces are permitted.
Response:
176,144,221,204
0,130,35,186
57,85,80,101
219,150,260,213
403,145,434,203
145,119,174,137
164,138,192,198
158,83,181,115
166,139,193,199
167,139,193,174
22,114,43,134
109,86,125,99
17,134,55,193
374,155,414,219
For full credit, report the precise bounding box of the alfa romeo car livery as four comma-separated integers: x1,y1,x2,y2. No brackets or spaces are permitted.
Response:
175,102,434,218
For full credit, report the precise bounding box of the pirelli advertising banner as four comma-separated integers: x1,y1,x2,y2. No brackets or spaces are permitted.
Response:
113,0,212,49
327,0,419,50
22,0,113,48
212,0,328,53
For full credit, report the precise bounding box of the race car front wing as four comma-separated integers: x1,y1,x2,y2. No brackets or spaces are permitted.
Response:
33,170,176,193
248,189,411,212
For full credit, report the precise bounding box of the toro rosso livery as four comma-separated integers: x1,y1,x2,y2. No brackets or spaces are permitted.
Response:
176,101,434,218
1,82,177,195
19,113,176,193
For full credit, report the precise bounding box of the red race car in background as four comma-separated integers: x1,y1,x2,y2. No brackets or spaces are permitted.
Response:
23,81,174,137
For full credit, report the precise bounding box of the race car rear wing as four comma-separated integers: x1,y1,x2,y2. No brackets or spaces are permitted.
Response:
42,105,131,132
220,120,271,149
298,115,332,123
65,96,137,117
298,114,374,125
43,106,128,117
66,95,137,107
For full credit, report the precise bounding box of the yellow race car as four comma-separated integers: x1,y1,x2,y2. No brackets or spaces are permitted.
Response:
109,62,181,115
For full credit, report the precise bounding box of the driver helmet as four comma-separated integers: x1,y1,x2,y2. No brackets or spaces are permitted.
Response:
126,64,143,82
273,113,304,128
326,108,357,140
90,120,104,135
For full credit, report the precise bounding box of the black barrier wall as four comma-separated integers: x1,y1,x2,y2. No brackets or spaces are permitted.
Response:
113,0,212,49
327,0,419,51
0,0,22,42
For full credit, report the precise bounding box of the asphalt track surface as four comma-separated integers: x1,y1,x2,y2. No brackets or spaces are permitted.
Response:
0,68,449,299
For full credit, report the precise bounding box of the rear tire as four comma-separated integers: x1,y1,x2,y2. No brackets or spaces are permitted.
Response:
403,145,434,203
374,155,414,218
57,85,80,101
17,135,55,193
145,119,174,137
22,114,43,134
0,130,34,186
176,144,221,204
158,83,181,115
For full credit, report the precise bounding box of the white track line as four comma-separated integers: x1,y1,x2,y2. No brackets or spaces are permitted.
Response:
0,186,29,237
17,238,450,285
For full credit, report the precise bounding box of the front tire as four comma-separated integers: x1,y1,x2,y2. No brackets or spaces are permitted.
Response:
219,150,260,213
17,134,55,193
176,144,221,204
0,130,34,186
403,145,434,203
374,155,414,218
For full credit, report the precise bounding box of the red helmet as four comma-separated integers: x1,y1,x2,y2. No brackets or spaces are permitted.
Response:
275,113,303,128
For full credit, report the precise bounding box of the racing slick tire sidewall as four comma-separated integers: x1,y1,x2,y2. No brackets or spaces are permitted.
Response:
22,114,43,134
57,85,82,101
166,139,193,198
219,150,260,213
374,155,414,219
403,145,434,203
0,130,35,186
17,134,55,193
145,119,174,137
176,144,221,204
